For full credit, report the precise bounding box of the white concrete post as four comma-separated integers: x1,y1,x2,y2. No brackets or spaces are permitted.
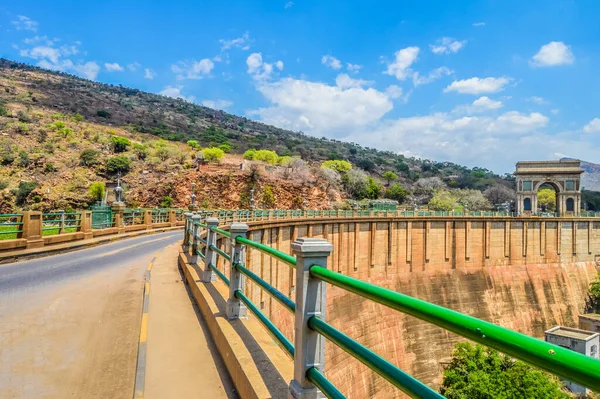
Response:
202,217,219,283
289,237,333,399
183,212,193,251
227,223,249,319
190,214,202,265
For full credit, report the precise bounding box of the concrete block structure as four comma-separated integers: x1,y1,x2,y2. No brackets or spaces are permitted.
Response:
544,326,599,394
579,314,600,333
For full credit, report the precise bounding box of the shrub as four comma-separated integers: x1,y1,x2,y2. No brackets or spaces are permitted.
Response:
17,111,31,123
365,178,382,199
243,149,257,160
0,179,8,190
18,150,30,167
111,136,131,153
218,142,232,153
133,143,149,160
32,195,42,203
321,160,352,173
160,196,174,208
44,163,56,173
385,183,409,202
202,147,225,163
106,155,131,174
50,121,65,130
80,149,101,166
73,113,84,122
155,146,171,161
254,149,278,165
96,110,111,118
278,156,294,166
14,181,37,205
88,182,105,202
262,185,276,208
382,171,398,186
187,139,200,149
0,103,7,116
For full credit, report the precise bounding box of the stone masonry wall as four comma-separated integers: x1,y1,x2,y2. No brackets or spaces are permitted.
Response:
213,217,600,398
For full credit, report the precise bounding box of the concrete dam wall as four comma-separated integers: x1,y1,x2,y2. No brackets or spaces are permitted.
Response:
214,217,600,398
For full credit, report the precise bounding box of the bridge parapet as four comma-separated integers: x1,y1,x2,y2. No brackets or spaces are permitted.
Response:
182,213,600,398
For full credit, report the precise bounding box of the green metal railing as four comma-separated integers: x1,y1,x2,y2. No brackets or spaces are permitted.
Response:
184,214,600,398
41,212,81,235
0,214,24,240
151,209,170,223
123,208,144,225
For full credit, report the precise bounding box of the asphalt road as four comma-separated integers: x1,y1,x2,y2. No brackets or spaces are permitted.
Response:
0,230,182,399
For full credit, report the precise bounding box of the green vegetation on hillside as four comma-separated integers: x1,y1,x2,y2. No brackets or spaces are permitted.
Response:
440,342,568,399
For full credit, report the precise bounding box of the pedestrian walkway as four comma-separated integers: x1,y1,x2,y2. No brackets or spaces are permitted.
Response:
144,243,237,399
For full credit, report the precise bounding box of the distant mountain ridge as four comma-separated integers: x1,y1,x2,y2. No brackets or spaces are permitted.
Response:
560,158,600,191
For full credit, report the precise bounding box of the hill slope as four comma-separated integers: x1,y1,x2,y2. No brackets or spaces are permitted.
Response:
0,58,511,212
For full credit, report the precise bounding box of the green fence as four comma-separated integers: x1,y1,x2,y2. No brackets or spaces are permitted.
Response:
90,205,113,229
41,212,81,236
0,214,24,240
184,214,600,398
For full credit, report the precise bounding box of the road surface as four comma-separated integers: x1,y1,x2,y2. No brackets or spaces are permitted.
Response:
0,231,181,399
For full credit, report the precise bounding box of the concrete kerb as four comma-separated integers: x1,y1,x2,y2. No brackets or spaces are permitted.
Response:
0,226,184,265
178,247,293,399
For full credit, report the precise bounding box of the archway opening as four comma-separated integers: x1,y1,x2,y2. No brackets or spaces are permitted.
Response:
537,183,559,215
566,198,575,212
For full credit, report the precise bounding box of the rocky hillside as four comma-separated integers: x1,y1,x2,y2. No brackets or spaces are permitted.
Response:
0,58,513,212
581,160,600,191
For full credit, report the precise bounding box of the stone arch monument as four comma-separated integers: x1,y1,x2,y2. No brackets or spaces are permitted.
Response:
514,160,583,215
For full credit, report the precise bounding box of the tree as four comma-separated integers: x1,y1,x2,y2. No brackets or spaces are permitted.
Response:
365,178,382,199
187,139,200,149
253,149,279,164
538,188,556,212
342,169,369,200
413,177,446,205
321,160,352,173
111,136,131,153
133,143,149,160
14,181,37,205
262,185,276,208
585,272,600,313
385,183,409,202
382,171,398,186
428,190,457,211
80,149,101,166
484,185,516,206
88,182,105,202
456,189,491,211
202,147,225,163
277,156,294,166
106,155,131,174
96,109,111,118
160,196,174,208
440,342,568,399
243,149,257,160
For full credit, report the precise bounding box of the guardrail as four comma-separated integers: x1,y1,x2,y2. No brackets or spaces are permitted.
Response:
183,213,600,398
0,214,24,239
42,211,82,235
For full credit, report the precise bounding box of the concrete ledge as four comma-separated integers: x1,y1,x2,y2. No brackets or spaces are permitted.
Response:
0,226,183,264
178,249,292,399
43,231,84,245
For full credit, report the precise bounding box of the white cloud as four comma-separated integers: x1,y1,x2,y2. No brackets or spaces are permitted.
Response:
530,41,574,67
413,66,453,86
172,59,214,80
104,62,124,72
444,77,511,94
335,73,373,89
453,96,503,114
430,37,466,54
219,32,250,51
551,109,560,115
37,59,100,80
144,68,156,79
159,85,195,102
385,85,403,99
487,111,548,134
347,63,362,73
202,99,233,110
321,55,342,70
583,118,600,133
246,53,282,80
528,96,545,104
23,46,61,63
249,77,394,132
285,1,294,8
127,62,141,71
472,22,485,27
12,15,38,32
384,46,420,80
23,35,55,45
19,41,100,80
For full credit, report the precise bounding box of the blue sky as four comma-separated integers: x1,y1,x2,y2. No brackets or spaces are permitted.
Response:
2,0,600,173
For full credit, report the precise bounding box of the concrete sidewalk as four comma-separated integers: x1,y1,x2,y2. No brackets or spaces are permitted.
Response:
144,243,237,399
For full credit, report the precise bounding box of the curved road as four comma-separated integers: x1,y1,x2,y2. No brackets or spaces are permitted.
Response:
0,231,181,399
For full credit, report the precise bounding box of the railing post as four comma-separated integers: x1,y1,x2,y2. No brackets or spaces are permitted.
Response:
183,213,193,252
22,211,44,249
58,209,65,234
144,209,153,230
227,223,249,319
81,211,93,239
190,215,202,265
289,237,333,399
202,217,219,283
169,209,177,227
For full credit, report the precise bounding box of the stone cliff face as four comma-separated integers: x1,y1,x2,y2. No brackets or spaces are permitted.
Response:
213,217,600,398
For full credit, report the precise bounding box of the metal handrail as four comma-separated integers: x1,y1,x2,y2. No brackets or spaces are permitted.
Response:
306,368,345,399
209,263,230,286
235,236,297,268
235,263,295,313
309,265,600,392
209,244,231,261
309,316,443,399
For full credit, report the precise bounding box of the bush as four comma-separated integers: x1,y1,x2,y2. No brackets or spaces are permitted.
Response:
385,183,409,202
80,149,101,166
51,121,66,130
111,136,131,153
187,139,200,149
0,179,8,190
365,178,382,199
322,160,352,173
160,196,174,208
88,182,105,202
218,143,232,153
428,190,457,211
202,147,225,163
155,146,171,161
18,150,30,167
0,103,7,116
382,171,398,186
133,143,149,160
254,150,278,165
74,113,84,122
106,155,131,174
262,185,276,208
44,163,56,173
14,181,37,205
96,110,111,118
243,149,256,160
17,111,31,123
278,156,294,166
